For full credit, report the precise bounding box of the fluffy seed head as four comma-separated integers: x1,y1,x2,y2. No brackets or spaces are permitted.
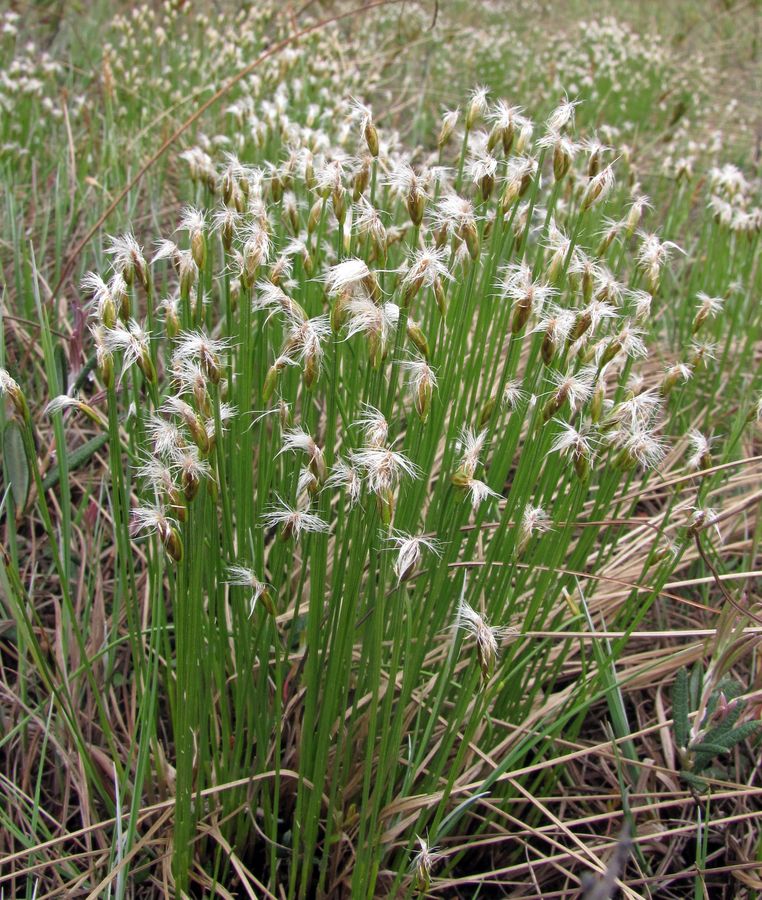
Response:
226,565,273,617
686,429,715,471
412,836,441,892
401,357,437,421
543,366,596,420
456,427,487,479
438,107,459,147
455,597,504,681
515,503,550,557
324,258,371,295
613,426,667,471
350,446,419,495
106,232,148,288
688,506,722,541
545,96,579,134
324,459,362,507
583,164,616,209
462,477,501,510
354,404,389,447
131,505,182,561
400,245,451,304
549,421,597,479
692,292,724,333
263,497,329,541
637,232,683,291
465,86,489,129
387,530,441,583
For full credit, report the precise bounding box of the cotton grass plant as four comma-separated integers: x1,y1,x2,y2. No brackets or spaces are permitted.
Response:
1,3,761,898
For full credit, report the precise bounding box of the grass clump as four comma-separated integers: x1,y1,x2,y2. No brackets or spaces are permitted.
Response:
0,2,761,897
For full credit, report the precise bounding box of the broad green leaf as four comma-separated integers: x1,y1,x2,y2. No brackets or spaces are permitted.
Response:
672,668,690,750
3,421,30,511
41,433,108,491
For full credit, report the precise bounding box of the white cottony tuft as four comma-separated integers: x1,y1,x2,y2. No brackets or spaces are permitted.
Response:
454,595,505,681
263,497,330,540
387,530,441,583
323,258,371,295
